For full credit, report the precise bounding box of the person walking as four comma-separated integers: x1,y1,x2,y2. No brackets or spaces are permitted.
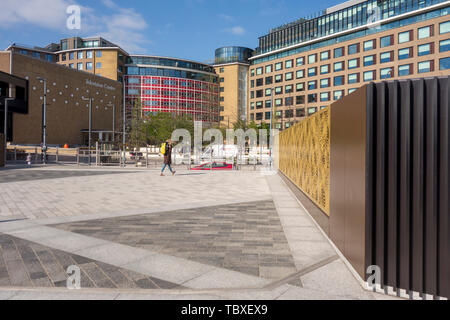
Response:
26,153,32,167
161,140,176,176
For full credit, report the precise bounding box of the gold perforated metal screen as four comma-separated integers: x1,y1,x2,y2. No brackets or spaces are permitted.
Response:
278,109,330,215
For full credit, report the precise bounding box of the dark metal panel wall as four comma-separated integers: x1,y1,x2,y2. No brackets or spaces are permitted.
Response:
366,77,449,298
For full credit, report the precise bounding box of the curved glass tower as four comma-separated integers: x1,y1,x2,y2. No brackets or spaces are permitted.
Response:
215,47,253,65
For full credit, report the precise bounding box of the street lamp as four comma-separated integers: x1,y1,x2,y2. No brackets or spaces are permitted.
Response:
81,96,93,166
122,79,126,167
37,77,47,165
3,97,14,166
269,87,274,170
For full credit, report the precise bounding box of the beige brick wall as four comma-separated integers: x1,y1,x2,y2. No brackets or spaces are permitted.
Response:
0,52,123,146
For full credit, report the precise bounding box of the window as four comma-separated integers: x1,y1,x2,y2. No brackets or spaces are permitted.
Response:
398,64,413,76
265,76,273,85
308,107,317,115
380,51,394,63
308,81,317,90
348,43,359,55
439,21,450,34
275,74,283,83
256,101,263,109
265,100,272,108
296,70,305,79
265,65,273,73
320,78,330,88
296,108,305,117
296,82,305,92
69,52,74,60
308,94,317,103
250,69,255,77
320,65,330,74
285,60,293,69
220,67,224,73
250,80,255,88
275,86,283,95
320,92,330,102
333,90,343,100
398,30,412,44
418,26,433,39
348,73,359,84
398,47,413,60
364,39,375,51
250,102,255,110
250,91,254,99
285,85,293,93
96,51,102,57
348,58,359,69
275,62,283,71
96,62,102,69
285,72,293,81
220,77,225,83
440,39,450,52
61,53,66,61
128,89,139,95
86,62,93,70
380,67,394,79
86,51,93,59
77,51,83,59
363,70,375,82
440,57,450,70
364,55,375,66
308,54,317,64
220,87,225,93
380,35,393,48
265,89,272,96
256,90,264,98
45,54,53,62
256,67,263,75
320,51,330,61
308,67,317,77
334,62,344,72
296,57,305,66
334,47,344,58
265,112,271,120
418,43,433,56
275,99,282,107
256,78,263,86
348,88,357,94
77,62,83,70
69,63,75,69
334,76,344,86
418,61,433,73
285,97,293,106
296,95,305,105
256,113,263,121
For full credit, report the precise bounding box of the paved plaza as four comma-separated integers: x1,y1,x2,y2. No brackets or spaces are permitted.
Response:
0,166,398,300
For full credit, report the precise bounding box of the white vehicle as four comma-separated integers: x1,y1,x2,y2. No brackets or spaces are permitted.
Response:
202,144,239,160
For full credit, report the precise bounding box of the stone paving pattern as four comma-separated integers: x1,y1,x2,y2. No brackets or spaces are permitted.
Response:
53,200,297,279
0,233,180,289
0,168,272,220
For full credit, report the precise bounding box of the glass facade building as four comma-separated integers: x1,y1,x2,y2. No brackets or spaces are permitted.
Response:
125,56,220,123
214,47,254,64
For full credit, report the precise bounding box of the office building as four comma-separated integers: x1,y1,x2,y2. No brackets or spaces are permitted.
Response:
248,0,450,130
125,55,220,124
7,37,129,82
213,47,253,127
0,51,122,145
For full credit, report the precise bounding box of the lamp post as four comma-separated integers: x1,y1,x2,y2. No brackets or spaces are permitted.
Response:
269,88,274,170
122,80,126,168
3,98,14,166
81,96,93,166
36,77,47,165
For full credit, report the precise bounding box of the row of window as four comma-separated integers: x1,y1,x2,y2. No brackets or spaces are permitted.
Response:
18,49,54,62
67,62,102,71
61,50,102,61
127,77,217,90
250,58,448,99
251,39,449,88
253,19,450,72
250,105,327,122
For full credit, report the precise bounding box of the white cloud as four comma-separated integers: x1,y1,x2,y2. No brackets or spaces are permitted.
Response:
0,0,150,53
225,26,246,36
0,0,74,30
218,14,233,22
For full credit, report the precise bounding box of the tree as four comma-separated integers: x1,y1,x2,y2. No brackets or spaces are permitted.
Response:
143,112,195,146
128,98,146,150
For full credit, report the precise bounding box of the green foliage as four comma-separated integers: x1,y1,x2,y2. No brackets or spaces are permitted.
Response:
143,112,194,145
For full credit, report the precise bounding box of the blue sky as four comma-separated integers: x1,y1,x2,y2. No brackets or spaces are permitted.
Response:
0,0,342,63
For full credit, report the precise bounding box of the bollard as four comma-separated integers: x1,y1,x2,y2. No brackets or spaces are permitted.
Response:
56,147,59,163
76,148,80,166
34,147,38,164
14,147,17,163
95,142,99,166
146,147,149,169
